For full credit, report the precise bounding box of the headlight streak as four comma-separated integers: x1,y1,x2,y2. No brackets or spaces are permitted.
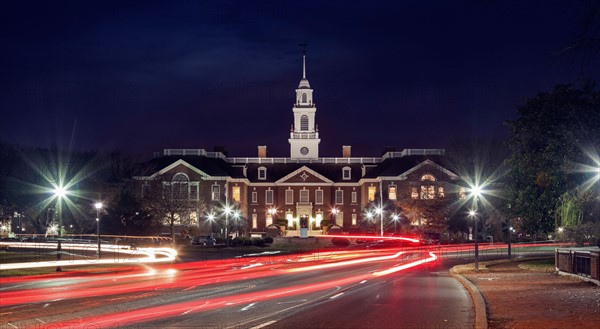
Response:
286,251,405,273
25,250,440,329
372,252,438,277
317,234,421,243
0,242,177,270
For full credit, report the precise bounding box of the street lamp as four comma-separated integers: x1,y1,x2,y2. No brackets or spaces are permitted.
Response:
468,209,479,271
94,202,103,259
53,185,66,272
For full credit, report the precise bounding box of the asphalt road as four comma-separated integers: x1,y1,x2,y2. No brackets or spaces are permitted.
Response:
1,248,473,329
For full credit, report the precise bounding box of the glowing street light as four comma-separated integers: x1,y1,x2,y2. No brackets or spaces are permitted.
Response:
94,202,103,259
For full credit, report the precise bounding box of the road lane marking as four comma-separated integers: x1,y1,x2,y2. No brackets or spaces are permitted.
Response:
249,320,277,329
241,302,257,311
330,292,344,299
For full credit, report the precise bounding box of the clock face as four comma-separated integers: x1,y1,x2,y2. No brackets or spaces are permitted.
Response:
300,147,309,155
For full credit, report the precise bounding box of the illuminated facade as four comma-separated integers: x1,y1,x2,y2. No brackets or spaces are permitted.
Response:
133,55,459,236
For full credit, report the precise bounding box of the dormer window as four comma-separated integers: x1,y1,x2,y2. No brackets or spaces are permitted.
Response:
342,166,351,180
258,166,267,180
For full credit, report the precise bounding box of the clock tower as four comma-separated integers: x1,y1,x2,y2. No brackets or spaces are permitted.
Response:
289,51,320,159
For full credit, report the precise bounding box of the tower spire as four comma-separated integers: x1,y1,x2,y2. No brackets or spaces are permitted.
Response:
298,42,308,79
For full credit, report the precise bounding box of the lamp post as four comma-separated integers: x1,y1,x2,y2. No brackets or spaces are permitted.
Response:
375,206,384,236
223,205,231,245
53,186,66,272
392,214,399,234
94,202,103,259
468,209,479,271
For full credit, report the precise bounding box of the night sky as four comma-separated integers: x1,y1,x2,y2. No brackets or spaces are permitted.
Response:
1,1,598,158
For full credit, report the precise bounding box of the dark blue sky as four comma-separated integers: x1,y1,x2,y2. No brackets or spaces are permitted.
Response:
1,0,598,157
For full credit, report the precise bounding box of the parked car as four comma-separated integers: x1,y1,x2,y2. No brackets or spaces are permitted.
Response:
191,236,216,246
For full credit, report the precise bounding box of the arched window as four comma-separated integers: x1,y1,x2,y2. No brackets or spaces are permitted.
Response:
301,93,307,103
300,115,309,131
420,174,436,199
172,173,189,200
421,174,436,182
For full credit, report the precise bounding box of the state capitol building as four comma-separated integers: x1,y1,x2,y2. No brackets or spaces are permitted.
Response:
134,54,461,237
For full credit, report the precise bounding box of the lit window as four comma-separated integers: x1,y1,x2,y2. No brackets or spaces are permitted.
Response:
351,191,357,203
388,185,397,200
252,214,257,229
300,189,309,203
265,190,274,204
315,189,323,204
258,167,267,180
211,184,220,201
342,167,351,180
421,185,435,199
459,187,466,199
421,174,436,182
285,190,294,205
411,187,419,199
252,191,258,203
335,190,344,204
232,186,241,203
352,214,357,226
335,211,343,226
368,186,376,202
438,186,445,198
300,115,309,131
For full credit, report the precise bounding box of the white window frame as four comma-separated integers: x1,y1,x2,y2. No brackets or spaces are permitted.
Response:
352,213,357,226
232,185,241,203
265,189,274,205
351,191,357,204
388,184,397,201
342,166,351,180
258,167,267,180
252,214,258,229
285,189,294,205
335,190,344,205
211,184,220,201
190,182,199,201
252,191,258,203
315,189,323,205
300,189,309,203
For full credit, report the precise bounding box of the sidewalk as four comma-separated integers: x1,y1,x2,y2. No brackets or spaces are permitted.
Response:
451,258,600,329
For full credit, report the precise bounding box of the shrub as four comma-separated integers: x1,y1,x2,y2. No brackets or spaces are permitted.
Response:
252,237,265,247
331,238,350,247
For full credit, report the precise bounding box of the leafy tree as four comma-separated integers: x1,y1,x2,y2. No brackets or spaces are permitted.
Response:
506,83,600,233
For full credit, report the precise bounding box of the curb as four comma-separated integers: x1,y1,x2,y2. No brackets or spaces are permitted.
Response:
449,267,488,329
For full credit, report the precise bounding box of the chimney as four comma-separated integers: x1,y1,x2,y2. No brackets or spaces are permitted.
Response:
342,145,351,158
258,146,267,158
